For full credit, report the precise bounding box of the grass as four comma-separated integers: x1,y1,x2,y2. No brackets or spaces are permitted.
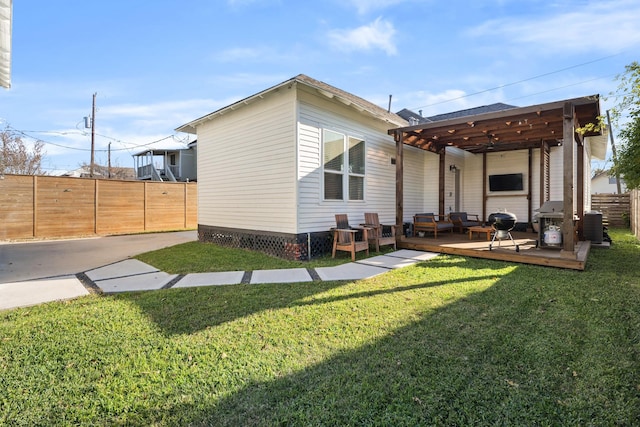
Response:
134,240,395,273
1,229,639,425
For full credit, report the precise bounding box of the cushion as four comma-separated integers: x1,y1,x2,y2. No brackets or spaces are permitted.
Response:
450,212,468,222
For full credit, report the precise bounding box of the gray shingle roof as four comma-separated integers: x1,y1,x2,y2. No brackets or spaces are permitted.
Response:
424,102,518,122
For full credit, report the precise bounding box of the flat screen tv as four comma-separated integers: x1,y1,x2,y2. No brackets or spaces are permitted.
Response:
489,173,524,191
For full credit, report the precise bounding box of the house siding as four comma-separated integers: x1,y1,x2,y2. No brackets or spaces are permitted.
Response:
459,151,484,219
296,86,410,231
403,146,428,222
484,150,531,222
197,87,298,233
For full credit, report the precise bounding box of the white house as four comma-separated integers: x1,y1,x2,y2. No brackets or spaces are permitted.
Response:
133,140,197,182
177,74,409,258
591,170,627,194
177,75,606,259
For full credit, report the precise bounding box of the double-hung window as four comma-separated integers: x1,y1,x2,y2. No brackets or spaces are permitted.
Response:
323,129,365,201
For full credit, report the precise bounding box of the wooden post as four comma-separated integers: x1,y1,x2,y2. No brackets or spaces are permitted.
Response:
32,175,37,238
439,150,445,217
528,148,533,227
482,153,487,222
395,131,403,238
184,183,188,229
94,179,99,234
562,102,575,255
576,137,585,240
539,141,546,206
144,181,148,231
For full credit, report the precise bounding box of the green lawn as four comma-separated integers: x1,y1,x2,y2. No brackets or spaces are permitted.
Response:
1,229,639,426
134,240,394,273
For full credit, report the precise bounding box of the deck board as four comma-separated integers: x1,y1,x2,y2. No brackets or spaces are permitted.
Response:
398,230,589,270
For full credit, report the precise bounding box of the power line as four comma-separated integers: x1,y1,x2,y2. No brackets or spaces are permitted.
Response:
6,125,182,152
409,53,623,111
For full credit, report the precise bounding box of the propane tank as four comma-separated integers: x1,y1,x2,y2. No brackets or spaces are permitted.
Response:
544,225,562,245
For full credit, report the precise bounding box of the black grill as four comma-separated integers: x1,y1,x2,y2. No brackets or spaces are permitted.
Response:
488,211,519,252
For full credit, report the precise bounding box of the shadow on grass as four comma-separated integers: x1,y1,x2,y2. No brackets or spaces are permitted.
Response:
122,253,639,425
121,257,503,336
116,237,640,425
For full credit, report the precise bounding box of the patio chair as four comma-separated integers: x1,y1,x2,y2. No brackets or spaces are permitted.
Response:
363,212,397,252
413,213,454,238
449,212,482,233
332,214,370,261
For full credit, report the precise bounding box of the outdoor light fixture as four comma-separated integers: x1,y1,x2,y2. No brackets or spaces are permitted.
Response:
449,164,458,173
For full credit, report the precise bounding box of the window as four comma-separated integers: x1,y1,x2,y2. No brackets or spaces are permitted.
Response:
323,129,365,200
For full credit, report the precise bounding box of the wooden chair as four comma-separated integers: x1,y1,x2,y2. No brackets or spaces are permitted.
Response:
332,214,370,261
413,213,454,238
449,212,482,233
363,212,396,252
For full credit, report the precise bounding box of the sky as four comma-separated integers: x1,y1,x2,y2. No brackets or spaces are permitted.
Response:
2,0,640,174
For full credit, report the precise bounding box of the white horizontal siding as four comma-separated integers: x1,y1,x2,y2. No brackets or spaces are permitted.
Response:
403,146,427,223
297,87,407,232
197,87,298,233
484,151,530,222
460,151,484,219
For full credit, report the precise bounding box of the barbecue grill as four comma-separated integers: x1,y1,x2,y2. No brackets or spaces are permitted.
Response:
488,211,519,252
534,200,566,249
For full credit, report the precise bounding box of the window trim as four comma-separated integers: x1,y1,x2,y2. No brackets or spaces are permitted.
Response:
322,128,366,202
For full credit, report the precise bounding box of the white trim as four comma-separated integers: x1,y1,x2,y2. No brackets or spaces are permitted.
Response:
321,128,367,203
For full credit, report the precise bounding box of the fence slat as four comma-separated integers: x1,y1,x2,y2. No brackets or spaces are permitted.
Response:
591,193,630,227
0,175,197,240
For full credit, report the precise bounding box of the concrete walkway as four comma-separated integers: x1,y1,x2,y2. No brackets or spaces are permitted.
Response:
0,250,439,311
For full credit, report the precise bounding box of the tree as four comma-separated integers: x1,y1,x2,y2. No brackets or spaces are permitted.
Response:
616,115,640,189
609,62,640,189
0,128,46,175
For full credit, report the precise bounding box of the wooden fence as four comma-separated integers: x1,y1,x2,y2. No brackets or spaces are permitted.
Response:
590,193,630,227
0,174,197,240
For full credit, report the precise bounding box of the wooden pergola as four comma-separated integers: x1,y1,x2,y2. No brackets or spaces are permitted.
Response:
389,95,602,258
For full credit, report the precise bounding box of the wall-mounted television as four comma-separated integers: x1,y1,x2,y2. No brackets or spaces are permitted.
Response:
489,173,524,191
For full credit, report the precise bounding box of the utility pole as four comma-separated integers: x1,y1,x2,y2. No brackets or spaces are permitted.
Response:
108,142,112,179
606,110,622,194
90,92,96,178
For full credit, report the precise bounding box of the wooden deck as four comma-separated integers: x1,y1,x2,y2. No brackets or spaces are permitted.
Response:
398,230,591,270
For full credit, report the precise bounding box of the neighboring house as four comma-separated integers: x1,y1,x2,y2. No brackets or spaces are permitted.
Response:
133,140,197,182
591,170,627,194
60,166,100,178
61,165,136,180
177,74,606,259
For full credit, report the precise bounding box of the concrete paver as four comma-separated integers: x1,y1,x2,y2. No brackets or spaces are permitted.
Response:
173,272,245,288
250,268,313,284
96,272,178,293
85,259,159,282
315,263,389,281
0,242,441,310
357,254,420,269
0,276,90,310
387,249,442,261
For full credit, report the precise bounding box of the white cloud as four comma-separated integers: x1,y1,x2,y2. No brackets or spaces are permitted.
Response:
467,0,640,54
328,17,398,55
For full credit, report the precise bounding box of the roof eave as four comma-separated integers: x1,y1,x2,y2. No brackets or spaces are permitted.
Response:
176,75,408,134
176,76,300,134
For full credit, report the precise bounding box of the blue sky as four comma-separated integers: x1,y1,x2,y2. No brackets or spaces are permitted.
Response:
2,0,640,174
